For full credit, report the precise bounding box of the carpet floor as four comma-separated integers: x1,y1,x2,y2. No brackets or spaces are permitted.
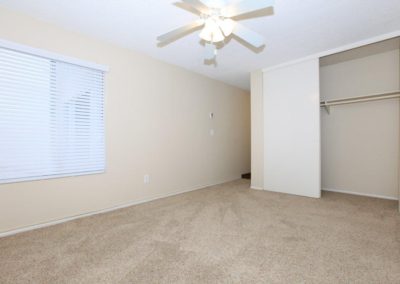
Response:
0,179,399,283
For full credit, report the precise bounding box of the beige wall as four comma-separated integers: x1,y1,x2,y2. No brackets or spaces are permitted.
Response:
250,70,264,189
0,7,251,233
320,49,400,199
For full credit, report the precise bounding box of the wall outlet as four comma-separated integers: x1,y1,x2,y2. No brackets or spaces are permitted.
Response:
144,174,150,184
209,129,215,136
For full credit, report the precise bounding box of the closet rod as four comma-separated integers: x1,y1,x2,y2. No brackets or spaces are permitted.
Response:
320,90,400,114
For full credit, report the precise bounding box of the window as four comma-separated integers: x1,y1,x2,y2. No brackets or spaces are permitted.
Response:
0,41,107,183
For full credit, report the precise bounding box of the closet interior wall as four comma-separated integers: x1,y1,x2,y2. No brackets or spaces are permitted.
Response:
320,38,400,200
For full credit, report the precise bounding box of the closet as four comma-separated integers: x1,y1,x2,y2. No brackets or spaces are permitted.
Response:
251,36,400,208
320,38,400,200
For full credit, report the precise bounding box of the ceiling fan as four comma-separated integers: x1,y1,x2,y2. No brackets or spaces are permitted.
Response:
157,0,275,61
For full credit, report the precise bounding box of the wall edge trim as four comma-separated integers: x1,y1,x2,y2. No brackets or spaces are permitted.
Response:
323,188,399,201
262,30,400,73
251,186,264,190
0,177,241,238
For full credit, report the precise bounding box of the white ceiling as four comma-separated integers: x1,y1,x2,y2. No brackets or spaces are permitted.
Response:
1,0,400,90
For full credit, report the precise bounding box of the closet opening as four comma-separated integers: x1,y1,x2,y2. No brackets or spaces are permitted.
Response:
319,37,400,203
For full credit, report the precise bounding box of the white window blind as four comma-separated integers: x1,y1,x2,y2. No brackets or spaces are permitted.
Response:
0,44,106,184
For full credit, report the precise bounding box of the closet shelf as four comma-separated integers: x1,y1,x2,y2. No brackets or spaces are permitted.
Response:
320,90,400,114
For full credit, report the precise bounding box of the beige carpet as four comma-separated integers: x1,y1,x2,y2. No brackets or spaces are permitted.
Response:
0,180,399,283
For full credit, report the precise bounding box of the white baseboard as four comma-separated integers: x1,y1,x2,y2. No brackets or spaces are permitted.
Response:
251,186,264,191
0,177,240,238
322,188,399,201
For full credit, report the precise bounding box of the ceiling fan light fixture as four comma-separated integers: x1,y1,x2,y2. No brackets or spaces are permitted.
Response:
158,0,274,61
199,28,212,42
218,19,236,37
199,18,225,42
211,28,225,42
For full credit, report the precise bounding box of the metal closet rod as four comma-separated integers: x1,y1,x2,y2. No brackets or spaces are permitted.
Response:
320,90,400,114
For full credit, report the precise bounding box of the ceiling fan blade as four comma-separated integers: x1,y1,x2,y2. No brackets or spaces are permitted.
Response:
204,43,216,60
157,20,204,43
233,23,265,48
221,0,274,18
182,0,210,15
